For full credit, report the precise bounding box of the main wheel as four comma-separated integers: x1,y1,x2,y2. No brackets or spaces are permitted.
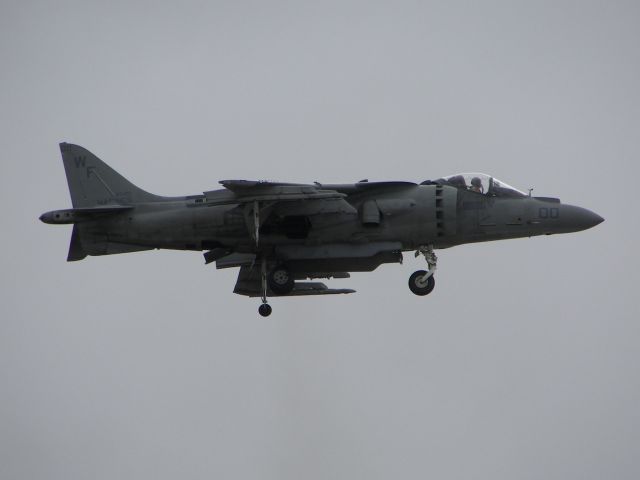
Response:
408,270,435,296
258,304,272,317
267,265,295,295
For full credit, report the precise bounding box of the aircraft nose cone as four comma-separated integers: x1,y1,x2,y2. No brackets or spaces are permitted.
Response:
590,211,604,227
561,205,604,232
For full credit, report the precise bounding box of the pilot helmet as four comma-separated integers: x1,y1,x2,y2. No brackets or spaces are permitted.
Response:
471,177,482,188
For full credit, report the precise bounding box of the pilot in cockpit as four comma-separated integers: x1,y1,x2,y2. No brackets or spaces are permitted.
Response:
470,176,483,193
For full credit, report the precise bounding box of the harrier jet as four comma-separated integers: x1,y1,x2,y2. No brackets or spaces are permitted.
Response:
40,143,603,316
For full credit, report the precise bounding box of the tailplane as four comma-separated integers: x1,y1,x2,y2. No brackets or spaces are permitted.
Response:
67,225,86,261
60,143,164,207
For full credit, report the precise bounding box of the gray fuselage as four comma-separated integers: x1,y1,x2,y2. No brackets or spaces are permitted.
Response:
43,183,602,259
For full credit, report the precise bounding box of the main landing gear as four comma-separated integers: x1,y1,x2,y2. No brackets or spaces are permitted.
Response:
409,245,437,296
257,260,295,317
267,265,295,295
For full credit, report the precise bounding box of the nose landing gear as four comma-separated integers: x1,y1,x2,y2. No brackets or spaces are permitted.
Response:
409,270,436,295
410,244,438,296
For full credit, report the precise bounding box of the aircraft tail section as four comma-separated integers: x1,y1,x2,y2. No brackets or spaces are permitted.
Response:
60,142,164,207
67,225,86,261
65,223,153,261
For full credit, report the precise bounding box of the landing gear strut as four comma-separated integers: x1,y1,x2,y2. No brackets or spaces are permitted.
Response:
256,260,296,316
409,245,438,296
258,256,272,317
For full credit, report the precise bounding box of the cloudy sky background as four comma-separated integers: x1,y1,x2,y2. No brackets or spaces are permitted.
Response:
1,1,638,479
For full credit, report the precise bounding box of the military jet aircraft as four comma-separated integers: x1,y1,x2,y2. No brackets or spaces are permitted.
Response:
41,143,603,316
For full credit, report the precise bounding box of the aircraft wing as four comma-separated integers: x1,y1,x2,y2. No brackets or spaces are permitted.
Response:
206,180,356,215
204,180,357,243
207,180,352,206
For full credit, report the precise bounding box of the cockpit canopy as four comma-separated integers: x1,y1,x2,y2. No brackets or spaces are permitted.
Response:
424,173,527,198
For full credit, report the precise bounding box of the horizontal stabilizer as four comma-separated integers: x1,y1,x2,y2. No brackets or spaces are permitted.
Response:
64,223,152,261
67,225,86,261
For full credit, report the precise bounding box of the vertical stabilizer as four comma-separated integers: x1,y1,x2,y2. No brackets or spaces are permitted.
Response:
60,143,164,207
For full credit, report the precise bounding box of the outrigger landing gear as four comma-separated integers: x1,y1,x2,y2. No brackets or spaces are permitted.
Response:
258,256,272,317
409,245,438,296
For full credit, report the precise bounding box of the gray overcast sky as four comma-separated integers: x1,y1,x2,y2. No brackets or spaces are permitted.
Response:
1,1,639,479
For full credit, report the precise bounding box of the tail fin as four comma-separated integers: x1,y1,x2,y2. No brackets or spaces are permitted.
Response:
60,143,164,207
67,225,86,261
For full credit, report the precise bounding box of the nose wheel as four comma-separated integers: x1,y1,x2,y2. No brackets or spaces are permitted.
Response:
410,245,438,296
409,270,436,295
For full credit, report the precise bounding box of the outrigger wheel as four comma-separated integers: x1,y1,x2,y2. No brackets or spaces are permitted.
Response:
409,270,436,296
258,303,272,317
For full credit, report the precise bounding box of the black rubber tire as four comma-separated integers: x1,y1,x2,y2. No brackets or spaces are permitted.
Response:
408,270,435,296
267,265,295,295
258,304,272,317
